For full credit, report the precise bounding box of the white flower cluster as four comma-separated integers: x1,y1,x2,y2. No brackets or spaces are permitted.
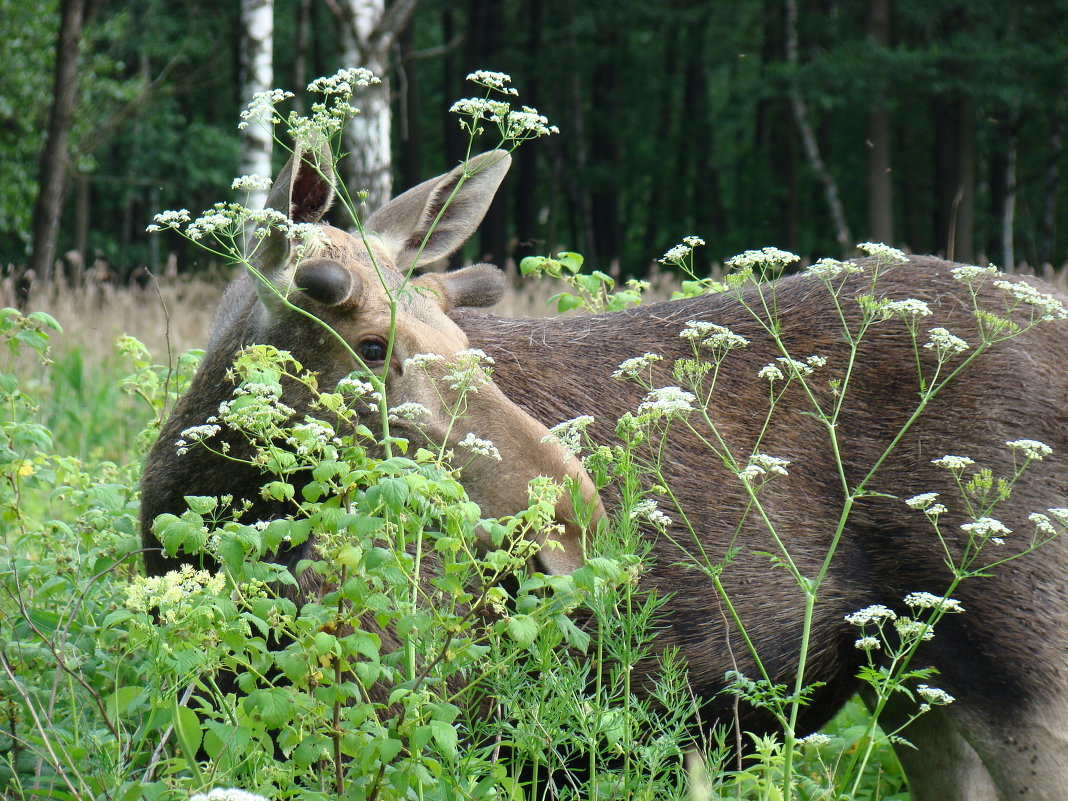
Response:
1006,439,1053,461
904,492,948,516
337,376,383,412
951,264,998,284
993,278,1068,322
449,97,559,140
679,321,749,352
725,247,800,272
629,498,672,530
176,423,221,456
218,383,296,433
388,402,432,422
960,516,1011,546
931,454,974,471
924,327,969,358
285,419,338,457
544,415,595,458
916,684,955,706
231,174,272,192
307,67,379,95
658,236,706,265
758,355,825,383
844,604,896,626
739,453,791,483
797,732,832,747
803,257,865,281
854,636,881,651
857,242,909,264
882,298,933,319
904,592,964,612
239,88,295,129
125,565,225,624
636,386,696,419
146,208,191,232
613,352,662,380
442,348,495,391
404,352,446,371
466,70,518,93
458,432,501,461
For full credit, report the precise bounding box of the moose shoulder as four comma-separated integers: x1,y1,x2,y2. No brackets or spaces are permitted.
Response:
141,141,1068,800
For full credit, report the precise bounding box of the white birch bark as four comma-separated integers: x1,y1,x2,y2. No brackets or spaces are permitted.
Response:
336,0,418,216
240,0,274,215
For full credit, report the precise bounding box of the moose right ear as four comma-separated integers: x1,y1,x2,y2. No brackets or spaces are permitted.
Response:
252,136,336,308
414,263,507,311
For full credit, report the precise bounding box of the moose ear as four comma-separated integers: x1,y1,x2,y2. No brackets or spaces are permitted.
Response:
366,151,511,272
413,263,506,311
252,136,336,307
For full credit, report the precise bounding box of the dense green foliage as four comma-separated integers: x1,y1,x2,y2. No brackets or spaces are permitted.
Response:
4,0,1068,279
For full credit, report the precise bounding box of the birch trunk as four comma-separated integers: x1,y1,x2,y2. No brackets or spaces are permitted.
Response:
336,0,418,217
240,0,275,217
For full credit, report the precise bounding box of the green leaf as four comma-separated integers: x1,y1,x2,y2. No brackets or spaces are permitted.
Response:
505,614,539,647
245,687,296,728
557,251,584,273
183,495,218,515
429,720,459,759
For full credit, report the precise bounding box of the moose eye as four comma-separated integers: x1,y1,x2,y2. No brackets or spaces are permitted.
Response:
358,338,388,366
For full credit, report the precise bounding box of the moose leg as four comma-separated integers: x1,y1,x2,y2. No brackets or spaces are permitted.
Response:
861,688,1004,801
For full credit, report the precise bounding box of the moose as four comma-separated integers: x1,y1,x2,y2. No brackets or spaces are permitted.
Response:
141,140,1068,800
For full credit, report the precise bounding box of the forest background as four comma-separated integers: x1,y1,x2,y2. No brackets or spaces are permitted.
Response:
2,0,1067,292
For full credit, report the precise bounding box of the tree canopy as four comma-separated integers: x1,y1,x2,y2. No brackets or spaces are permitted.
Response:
3,0,1067,281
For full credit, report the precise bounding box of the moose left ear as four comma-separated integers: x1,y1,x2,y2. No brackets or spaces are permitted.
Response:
414,263,506,311
366,151,512,272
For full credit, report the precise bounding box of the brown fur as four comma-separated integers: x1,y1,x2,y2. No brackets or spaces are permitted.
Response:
141,143,1068,797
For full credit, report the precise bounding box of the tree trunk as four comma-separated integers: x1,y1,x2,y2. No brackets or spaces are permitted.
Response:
292,0,311,115
336,0,418,218
785,0,852,254
866,0,894,244
240,0,274,217
27,0,86,295
1040,106,1064,267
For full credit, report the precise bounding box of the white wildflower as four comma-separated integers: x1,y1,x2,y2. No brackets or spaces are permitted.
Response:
803,257,864,280
637,386,696,418
883,298,932,318
458,433,501,461
758,363,784,382
231,175,272,192
336,377,379,398
404,352,446,371
931,455,975,470
924,327,969,357
854,636,881,651
544,415,595,458
951,265,997,284
798,733,832,747
857,242,909,264
239,88,295,129
845,605,897,626
388,402,432,422
905,492,939,510
916,684,955,706
1049,509,1068,526
1030,512,1057,536
679,321,749,351
895,616,935,641
1006,439,1053,461
749,453,790,476
903,592,964,612
613,352,663,380
630,499,672,530
180,424,220,442
726,247,800,271
993,279,1068,321
307,67,379,94
466,70,518,93
960,517,1011,544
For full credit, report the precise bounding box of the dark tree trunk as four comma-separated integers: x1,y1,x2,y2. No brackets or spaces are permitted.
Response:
26,0,86,299
513,0,542,263
866,0,894,244
397,21,422,192
1040,106,1064,267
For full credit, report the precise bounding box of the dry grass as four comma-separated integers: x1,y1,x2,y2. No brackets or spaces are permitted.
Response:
5,260,1061,365
0,265,685,364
